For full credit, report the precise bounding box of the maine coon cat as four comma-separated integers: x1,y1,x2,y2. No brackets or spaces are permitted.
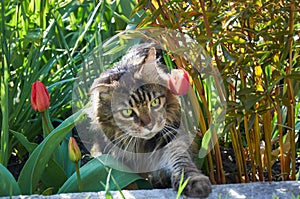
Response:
87,43,212,197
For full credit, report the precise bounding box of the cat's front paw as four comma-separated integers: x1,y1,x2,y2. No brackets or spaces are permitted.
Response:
183,175,212,198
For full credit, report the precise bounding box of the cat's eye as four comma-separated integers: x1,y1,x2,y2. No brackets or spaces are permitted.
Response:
150,98,160,107
121,109,133,118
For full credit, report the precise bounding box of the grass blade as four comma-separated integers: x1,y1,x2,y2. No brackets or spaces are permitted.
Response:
0,0,10,166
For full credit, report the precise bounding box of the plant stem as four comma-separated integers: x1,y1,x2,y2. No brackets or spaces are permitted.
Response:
0,47,9,167
243,111,255,182
263,101,273,181
254,110,264,181
0,0,9,166
75,162,83,192
109,169,126,199
237,126,249,182
41,112,51,137
287,1,296,181
275,87,285,180
240,69,253,182
41,109,54,137
207,152,216,184
230,127,243,182
198,0,225,183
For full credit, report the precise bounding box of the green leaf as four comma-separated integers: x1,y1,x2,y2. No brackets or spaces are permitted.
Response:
58,155,152,193
221,44,236,61
41,159,68,193
236,88,256,96
10,130,38,154
245,95,264,110
286,73,300,80
17,110,84,194
176,169,189,199
130,0,148,17
0,164,21,196
198,126,213,158
58,134,76,178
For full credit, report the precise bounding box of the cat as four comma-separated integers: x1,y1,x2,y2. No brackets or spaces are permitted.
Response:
87,43,212,198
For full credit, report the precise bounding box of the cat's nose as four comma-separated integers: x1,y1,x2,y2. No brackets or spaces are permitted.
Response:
140,114,152,126
145,123,154,131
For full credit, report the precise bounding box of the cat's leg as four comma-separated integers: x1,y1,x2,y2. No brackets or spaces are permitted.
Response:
163,141,212,198
171,161,212,198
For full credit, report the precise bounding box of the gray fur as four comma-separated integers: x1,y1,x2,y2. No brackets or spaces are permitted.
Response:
87,44,212,197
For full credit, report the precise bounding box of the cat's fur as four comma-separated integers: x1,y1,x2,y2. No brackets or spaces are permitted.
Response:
87,44,212,197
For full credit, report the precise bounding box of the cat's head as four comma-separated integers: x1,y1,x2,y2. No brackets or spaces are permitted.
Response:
89,45,181,140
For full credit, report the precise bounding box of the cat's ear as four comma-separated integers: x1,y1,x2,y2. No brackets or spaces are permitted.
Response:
89,76,117,97
137,47,158,77
145,47,156,63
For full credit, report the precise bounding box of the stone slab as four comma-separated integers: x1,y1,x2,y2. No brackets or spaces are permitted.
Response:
1,181,299,199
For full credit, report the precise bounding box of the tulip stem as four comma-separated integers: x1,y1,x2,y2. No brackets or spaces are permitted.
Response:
41,112,50,137
75,162,83,192
41,110,54,137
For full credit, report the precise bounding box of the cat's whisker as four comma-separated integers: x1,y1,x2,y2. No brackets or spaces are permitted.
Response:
161,125,177,144
104,133,127,150
135,137,140,153
105,133,130,155
121,136,134,164
165,124,179,131
106,133,127,148
129,137,137,162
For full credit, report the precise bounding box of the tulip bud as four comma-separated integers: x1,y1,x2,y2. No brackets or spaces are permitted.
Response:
168,68,191,95
31,81,50,112
68,137,82,163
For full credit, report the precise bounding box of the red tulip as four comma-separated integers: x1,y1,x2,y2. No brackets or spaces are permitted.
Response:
31,81,50,112
168,68,191,95
68,137,82,163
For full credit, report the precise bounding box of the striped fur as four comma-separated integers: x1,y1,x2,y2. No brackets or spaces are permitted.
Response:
88,44,211,197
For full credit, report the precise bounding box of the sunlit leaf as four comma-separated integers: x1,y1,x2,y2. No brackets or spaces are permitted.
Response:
198,127,212,158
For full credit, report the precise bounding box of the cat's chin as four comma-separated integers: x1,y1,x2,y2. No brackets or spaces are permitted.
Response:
130,130,158,140
131,132,157,140
129,122,165,140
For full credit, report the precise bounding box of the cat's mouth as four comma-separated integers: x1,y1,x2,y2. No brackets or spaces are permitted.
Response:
135,131,157,140
131,121,165,140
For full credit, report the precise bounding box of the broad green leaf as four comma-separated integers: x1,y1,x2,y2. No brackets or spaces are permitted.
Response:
0,164,21,196
41,159,68,193
58,155,152,193
10,130,38,154
18,110,84,194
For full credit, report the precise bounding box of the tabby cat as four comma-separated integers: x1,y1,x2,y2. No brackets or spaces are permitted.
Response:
87,44,212,198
